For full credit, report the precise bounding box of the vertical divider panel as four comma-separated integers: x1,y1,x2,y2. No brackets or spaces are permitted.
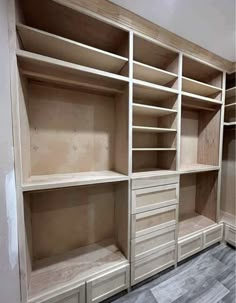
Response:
217,71,226,222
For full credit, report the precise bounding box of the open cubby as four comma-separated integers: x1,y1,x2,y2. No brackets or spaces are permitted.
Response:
17,52,129,190
225,72,236,125
20,0,129,58
180,106,221,172
24,182,129,300
182,56,223,100
178,172,218,238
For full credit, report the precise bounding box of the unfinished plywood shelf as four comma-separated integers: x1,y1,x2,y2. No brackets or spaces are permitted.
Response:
224,122,236,126
29,239,127,302
182,77,222,98
133,126,176,133
17,50,129,95
132,148,176,151
178,213,216,239
22,171,129,191
133,60,178,87
133,103,177,117
179,164,220,174
17,24,128,75
182,92,222,111
226,86,236,99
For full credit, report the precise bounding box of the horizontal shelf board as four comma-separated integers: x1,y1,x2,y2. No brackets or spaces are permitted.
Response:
133,79,178,102
178,213,216,239
133,126,177,133
181,92,222,111
28,239,128,302
224,122,236,126
225,102,236,109
22,171,129,191
132,148,176,151
182,76,222,98
226,86,236,98
133,103,177,117
17,24,128,74
132,169,178,179
133,60,177,86
179,164,220,174
17,50,129,96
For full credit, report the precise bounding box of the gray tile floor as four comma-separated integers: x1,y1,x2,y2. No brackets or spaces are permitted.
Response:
105,244,236,303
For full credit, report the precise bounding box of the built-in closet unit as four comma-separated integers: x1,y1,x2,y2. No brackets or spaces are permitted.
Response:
9,1,227,302
220,72,236,247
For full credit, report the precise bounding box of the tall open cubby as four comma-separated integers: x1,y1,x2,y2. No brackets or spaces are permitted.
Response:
10,1,226,302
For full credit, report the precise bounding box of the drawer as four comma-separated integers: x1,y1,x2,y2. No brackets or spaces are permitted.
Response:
131,225,176,261
132,174,179,190
203,224,223,248
131,246,176,286
225,224,236,247
33,284,85,303
132,184,178,214
86,264,129,303
132,205,177,238
178,233,203,261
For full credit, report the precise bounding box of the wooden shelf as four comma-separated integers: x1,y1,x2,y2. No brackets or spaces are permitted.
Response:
226,87,236,98
178,213,216,239
182,92,222,111
225,102,236,109
224,122,236,127
17,50,129,96
133,80,178,101
133,148,176,151
179,164,220,174
133,60,177,86
182,77,222,97
133,126,177,133
132,169,178,179
22,171,129,191
133,103,177,117
17,24,128,74
28,239,128,302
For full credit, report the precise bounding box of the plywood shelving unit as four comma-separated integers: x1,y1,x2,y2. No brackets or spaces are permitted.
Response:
9,0,227,301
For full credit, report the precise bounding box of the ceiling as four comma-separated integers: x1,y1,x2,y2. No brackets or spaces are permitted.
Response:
110,0,236,61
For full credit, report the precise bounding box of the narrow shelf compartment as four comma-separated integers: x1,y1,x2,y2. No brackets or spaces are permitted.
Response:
133,103,177,117
133,126,176,133
133,60,178,88
182,55,223,89
226,86,236,99
179,172,218,238
17,24,128,75
178,213,216,239
17,51,129,186
225,103,236,123
182,77,222,99
22,171,129,191
180,107,221,169
24,182,129,301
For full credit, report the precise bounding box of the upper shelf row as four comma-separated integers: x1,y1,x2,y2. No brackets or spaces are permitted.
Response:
17,21,223,102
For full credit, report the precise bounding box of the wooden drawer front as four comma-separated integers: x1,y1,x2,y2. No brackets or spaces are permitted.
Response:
225,225,236,247
132,184,178,214
131,225,176,261
132,175,179,190
131,246,175,286
132,205,177,238
35,284,85,303
86,265,129,303
178,233,203,261
203,224,223,248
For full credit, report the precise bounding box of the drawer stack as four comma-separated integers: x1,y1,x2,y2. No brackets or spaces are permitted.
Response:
131,174,179,285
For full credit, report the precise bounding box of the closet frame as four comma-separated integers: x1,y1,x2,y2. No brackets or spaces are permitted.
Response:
8,0,227,302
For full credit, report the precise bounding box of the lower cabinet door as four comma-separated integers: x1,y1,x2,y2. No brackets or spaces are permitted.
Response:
178,233,203,262
35,284,85,303
225,224,236,247
131,246,176,286
203,224,223,248
86,264,129,303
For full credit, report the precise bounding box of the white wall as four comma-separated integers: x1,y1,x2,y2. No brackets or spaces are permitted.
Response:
0,0,21,302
